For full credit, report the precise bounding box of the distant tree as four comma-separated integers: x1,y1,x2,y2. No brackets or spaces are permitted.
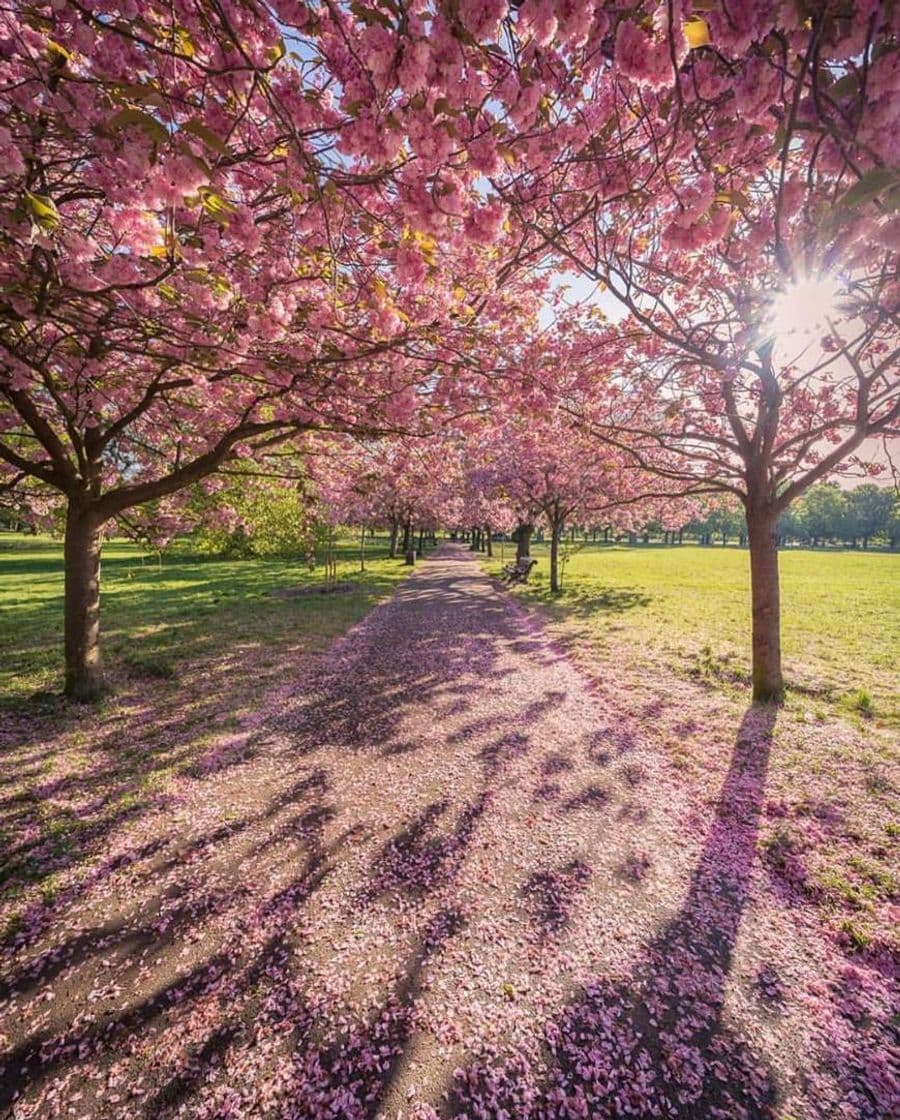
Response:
796,485,849,548
845,485,896,550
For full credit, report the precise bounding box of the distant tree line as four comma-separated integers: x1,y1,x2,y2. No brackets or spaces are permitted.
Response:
673,484,898,549
561,484,899,551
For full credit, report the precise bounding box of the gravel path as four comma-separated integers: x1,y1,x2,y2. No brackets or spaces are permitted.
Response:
1,544,895,1119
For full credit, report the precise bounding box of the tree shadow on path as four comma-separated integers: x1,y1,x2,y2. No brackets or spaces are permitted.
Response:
449,703,780,1119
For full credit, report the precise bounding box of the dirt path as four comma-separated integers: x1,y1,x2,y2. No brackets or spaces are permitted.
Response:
1,545,895,1119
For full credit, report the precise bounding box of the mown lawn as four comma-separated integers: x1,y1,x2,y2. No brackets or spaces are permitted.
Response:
488,541,899,724
0,532,416,708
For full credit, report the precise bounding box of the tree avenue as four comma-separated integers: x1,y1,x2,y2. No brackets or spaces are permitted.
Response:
2,1,898,702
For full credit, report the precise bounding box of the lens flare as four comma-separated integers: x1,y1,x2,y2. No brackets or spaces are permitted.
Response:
768,276,841,345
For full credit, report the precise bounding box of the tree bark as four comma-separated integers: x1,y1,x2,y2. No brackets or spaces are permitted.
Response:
485,526,492,557
388,519,399,558
550,520,561,593
746,508,784,702
515,522,533,560
64,502,104,701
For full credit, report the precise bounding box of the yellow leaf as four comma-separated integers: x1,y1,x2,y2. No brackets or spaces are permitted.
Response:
715,189,750,212
197,186,237,218
174,27,195,58
46,39,72,63
413,229,436,253
24,190,61,232
684,18,710,49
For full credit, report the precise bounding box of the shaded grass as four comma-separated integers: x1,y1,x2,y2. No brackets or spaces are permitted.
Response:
488,542,899,725
0,532,415,708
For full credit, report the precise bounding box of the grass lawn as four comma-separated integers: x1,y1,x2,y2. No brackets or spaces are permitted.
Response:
0,531,416,709
486,541,900,725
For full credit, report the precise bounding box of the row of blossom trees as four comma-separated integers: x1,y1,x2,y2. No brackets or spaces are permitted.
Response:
2,1,898,700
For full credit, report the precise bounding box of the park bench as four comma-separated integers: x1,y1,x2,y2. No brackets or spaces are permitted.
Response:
501,556,538,584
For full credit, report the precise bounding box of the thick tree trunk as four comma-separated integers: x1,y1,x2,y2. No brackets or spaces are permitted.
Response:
389,519,400,558
485,526,492,557
746,508,784,702
64,503,104,701
515,522,533,561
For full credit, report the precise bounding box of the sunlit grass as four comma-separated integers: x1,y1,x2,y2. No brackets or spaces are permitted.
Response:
488,541,899,724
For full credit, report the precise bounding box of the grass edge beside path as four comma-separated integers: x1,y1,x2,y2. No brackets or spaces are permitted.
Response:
479,542,899,962
479,540,899,729
0,532,424,711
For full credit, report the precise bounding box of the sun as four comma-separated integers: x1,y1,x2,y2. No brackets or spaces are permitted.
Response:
767,275,842,347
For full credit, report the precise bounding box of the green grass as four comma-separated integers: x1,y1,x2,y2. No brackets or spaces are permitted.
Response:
488,541,900,723
0,532,416,707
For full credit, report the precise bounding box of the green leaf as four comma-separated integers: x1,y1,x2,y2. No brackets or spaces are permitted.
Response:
827,71,860,99
107,107,168,143
838,167,900,210
182,119,229,155
108,81,167,108
715,189,751,213
350,1,392,28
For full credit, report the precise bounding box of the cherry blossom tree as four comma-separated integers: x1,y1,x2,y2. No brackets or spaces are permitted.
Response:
494,3,900,699
479,400,694,593
0,1,553,697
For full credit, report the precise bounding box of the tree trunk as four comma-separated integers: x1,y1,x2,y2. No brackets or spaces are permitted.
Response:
485,526,492,557
360,525,366,572
389,519,399,558
515,522,533,560
746,508,784,702
403,520,412,552
64,503,104,701
550,520,561,593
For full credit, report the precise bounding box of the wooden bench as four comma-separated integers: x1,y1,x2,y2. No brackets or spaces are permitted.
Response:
501,556,537,584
